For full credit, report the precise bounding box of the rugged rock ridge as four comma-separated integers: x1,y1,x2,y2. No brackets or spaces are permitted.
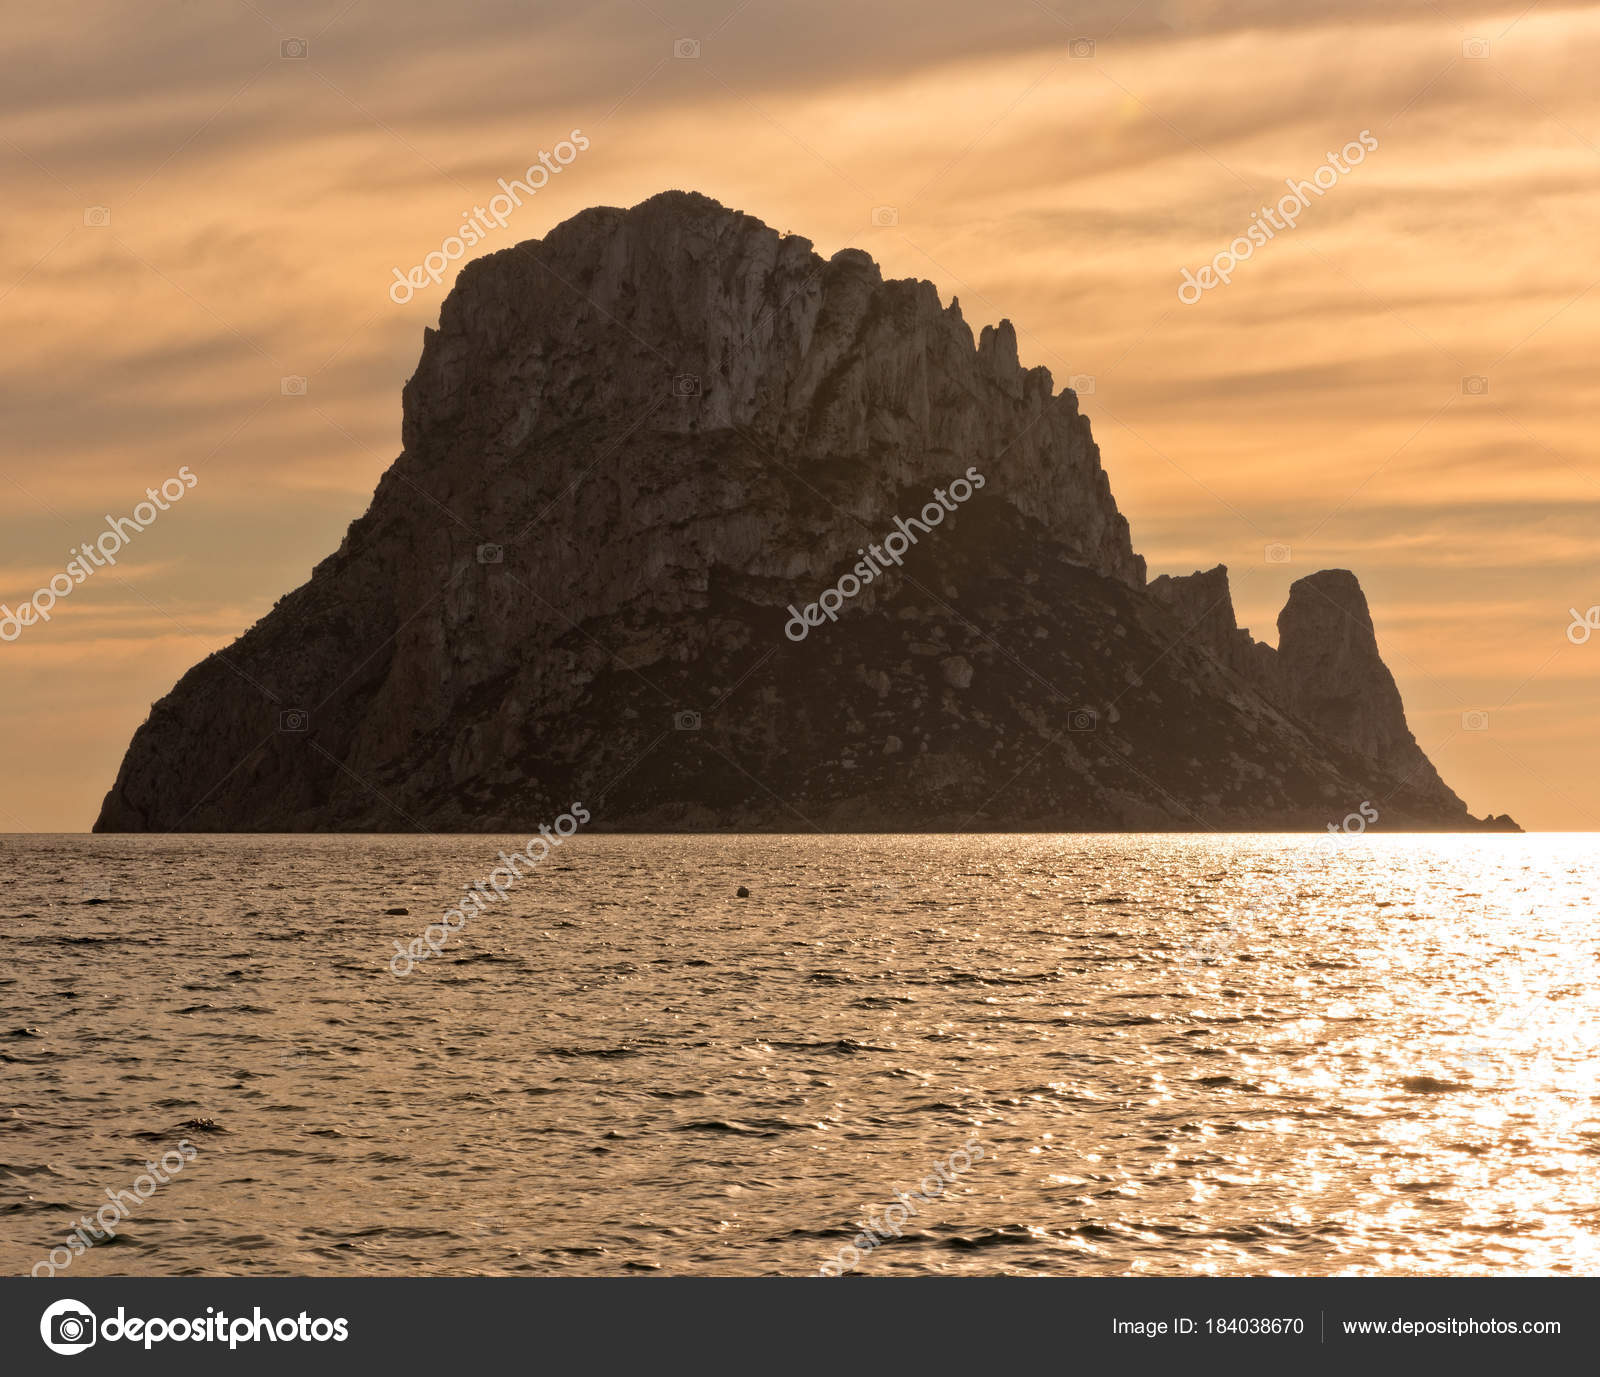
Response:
1149,566,1467,816
94,191,1509,833
1146,564,1269,686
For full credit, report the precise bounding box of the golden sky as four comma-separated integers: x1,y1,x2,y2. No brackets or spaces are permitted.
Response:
2,0,1596,831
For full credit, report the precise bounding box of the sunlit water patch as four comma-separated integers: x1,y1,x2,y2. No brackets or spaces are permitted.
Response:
2,833,1595,1276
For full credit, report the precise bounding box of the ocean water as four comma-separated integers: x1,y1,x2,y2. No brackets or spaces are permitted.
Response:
3,832,1597,1278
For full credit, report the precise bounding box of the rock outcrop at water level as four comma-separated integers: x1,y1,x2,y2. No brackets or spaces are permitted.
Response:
94,192,1516,833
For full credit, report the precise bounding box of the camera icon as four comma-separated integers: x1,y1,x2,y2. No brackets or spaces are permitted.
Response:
673,373,701,397
1068,708,1098,731
674,710,701,731
1069,37,1096,58
281,37,308,59
281,375,307,396
1463,37,1489,58
83,206,111,227
1462,710,1489,731
1462,375,1489,396
278,709,310,732
477,543,503,564
871,206,898,227
1068,373,1096,395
674,38,700,58
1264,542,1292,564
41,1300,97,1355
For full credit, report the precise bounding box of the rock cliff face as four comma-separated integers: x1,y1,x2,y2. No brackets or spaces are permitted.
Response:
94,191,1511,833
1148,566,1473,817
1273,569,1456,805
1146,564,1268,686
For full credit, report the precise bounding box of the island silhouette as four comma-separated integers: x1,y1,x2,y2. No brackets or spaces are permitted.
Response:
94,193,1515,834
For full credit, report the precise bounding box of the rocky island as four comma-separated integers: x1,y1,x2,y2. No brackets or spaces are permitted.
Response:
94,192,1516,833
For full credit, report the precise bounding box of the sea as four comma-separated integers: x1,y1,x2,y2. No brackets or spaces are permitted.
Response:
3,832,1597,1277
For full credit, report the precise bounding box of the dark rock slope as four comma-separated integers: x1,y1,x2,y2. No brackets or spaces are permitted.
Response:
94,191,1513,832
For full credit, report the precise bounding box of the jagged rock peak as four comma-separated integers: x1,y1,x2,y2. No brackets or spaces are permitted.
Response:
405,190,1144,588
1273,570,1457,806
1147,563,1238,640
1149,563,1467,816
1147,564,1273,687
